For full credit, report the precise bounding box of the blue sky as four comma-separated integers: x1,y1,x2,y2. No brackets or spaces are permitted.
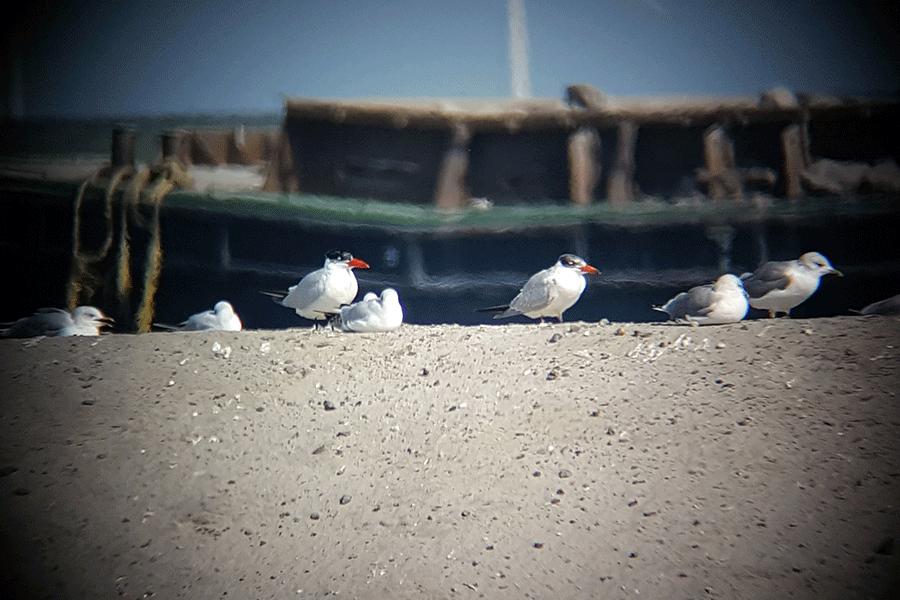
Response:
8,0,899,117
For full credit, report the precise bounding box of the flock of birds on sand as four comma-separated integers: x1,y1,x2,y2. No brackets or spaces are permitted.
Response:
2,249,898,339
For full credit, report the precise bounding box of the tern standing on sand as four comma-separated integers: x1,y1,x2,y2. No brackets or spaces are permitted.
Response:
741,252,842,317
479,254,599,323
264,250,370,322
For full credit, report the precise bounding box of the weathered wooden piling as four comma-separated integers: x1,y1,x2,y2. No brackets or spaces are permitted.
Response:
110,125,136,169
607,121,637,205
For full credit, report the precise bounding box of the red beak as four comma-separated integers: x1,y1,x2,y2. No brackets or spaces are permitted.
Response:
348,258,370,269
580,264,599,274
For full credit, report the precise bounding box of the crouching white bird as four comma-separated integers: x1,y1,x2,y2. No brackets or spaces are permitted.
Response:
653,274,749,325
741,251,842,317
1,306,113,338
154,301,242,331
330,288,404,332
263,250,370,322
478,254,599,322
858,293,900,316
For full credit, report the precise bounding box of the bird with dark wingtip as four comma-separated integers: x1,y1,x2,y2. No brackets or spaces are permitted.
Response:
741,251,842,318
478,254,599,323
859,293,900,316
1,306,114,337
154,301,242,331
263,250,370,322
653,274,749,325
328,288,404,332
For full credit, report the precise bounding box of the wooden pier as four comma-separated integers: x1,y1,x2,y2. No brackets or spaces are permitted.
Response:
1,87,899,329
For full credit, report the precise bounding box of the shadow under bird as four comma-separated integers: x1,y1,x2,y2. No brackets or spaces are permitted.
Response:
262,250,370,322
740,251,843,317
153,301,243,331
327,288,404,332
653,274,749,325
478,254,599,323
1,306,114,338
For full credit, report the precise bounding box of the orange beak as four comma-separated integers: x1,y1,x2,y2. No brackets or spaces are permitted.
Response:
580,264,599,274
348,258,370,269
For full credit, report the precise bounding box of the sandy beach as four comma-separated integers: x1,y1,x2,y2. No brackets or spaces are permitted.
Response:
1,317,898,599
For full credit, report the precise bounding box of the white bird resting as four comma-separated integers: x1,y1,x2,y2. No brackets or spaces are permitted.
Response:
1,306,113,338
858,293,900,316
327,288,404,332
653,274,749,325
154,301,242,331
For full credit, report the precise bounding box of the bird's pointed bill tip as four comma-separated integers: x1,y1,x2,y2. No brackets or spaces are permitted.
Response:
581,265,600,274
348,258,370,269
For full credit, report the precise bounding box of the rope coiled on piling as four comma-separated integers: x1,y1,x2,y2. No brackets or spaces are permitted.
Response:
67,157,191,332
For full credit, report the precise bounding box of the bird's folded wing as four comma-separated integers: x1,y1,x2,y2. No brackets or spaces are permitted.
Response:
742,270,792,298
282,273,327,310
511,273,556,314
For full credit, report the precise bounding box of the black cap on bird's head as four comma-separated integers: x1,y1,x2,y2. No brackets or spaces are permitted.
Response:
326,250,353,262
558,253,600,274
325,250,370,269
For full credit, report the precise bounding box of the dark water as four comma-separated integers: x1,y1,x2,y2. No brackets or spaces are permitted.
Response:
149,260,883,331
148,219,897,330
2,180,899,330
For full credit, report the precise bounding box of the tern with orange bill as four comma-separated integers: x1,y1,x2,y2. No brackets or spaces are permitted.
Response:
263,250,370,322
478,254,599,323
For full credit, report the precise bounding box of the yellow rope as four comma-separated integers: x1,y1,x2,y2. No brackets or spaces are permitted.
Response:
67,155,192,331
116,168,152,307
66,165,133,309
133,159,192,332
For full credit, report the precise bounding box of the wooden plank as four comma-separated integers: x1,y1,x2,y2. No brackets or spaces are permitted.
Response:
568,127,600,206
781,124,807,200
433,124,471,210
261,132,299,193
189,131,226,166
701,125,742,200
607,121,637,205
226,128,248,165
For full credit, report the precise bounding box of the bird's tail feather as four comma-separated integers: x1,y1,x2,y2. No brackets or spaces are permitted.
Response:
475,304,510,314
260,290,287,304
